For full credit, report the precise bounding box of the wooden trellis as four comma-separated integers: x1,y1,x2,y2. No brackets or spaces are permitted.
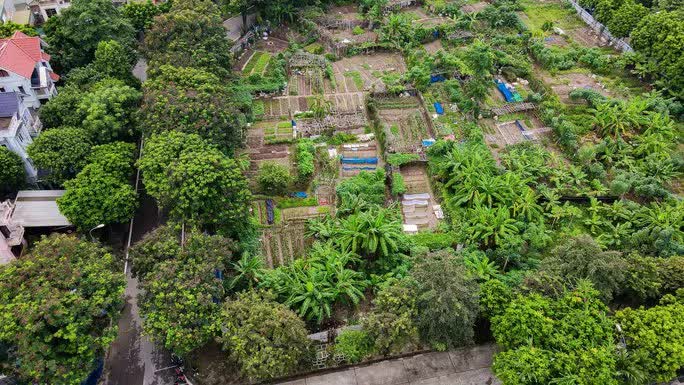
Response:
315,16,367,30
491,102,536,116
289,51,328,70
384,0,418,12
299,111,368,135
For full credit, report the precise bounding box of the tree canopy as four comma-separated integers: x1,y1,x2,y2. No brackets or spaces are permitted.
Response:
0,234,125,384
140,66,250,154
44,0,135,73
216,290,311,380
0,147,25,194
138,132,252,236
27,127,93,185
57,142,138,229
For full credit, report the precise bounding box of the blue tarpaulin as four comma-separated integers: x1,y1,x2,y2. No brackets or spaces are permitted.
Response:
433,30,440,38
495,79,515,102
515,120,526,131
430,74,446,83
341,157,378,164
265,199,275,225
434,102,444,115
290,191,308,198
422,139,436,147
291,120,297,127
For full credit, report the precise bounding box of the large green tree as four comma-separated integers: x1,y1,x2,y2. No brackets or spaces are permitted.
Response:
140,65,250,155
44,0,135,73
630,11,684,98
143,0,232,75
138,132,252,235
38,86,85,129
0,147,25,193
0,234,125,384
26,127,92,185
362,278,419,355
57,142,138,229
65,40,139,88
491,283,619,385
614,291,684,383
532,235,627,300
139,232,235,355
408,250,480,350
130,226,235,280
216,290,310,380
77,79,142,144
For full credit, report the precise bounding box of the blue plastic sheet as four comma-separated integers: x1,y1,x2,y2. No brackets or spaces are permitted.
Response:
515,120,526,131
495,79,515,102
341,157,378,164
265,199,275,225
430,74,446,83
290,191,308,198
422,139,436,147
434,102,444,115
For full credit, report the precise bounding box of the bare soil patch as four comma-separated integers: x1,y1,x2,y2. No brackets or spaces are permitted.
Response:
461,2,488,13
400,164,441,230
423,39,444,54
541,71,611,103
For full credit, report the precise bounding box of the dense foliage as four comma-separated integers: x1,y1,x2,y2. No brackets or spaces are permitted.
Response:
140,65,250,155
27,127,92,185
217,290,310,380
57,142,138,229
0,147,25,193
138,132,252,236
44,0,135,73
0,235,125,384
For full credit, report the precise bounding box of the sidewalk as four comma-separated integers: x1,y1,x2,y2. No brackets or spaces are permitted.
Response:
278,344,501,385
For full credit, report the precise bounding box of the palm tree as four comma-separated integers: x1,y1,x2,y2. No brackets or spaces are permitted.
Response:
466,205,518,248
359,209,401,258
512,188,543,224
228,253,265,292
464,253,500,282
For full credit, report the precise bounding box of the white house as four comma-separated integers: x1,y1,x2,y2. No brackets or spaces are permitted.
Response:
0,0,17,23
10,0,70,25
0,31,59,109
0,91,41,181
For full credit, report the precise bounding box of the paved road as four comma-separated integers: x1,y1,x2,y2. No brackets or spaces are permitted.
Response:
278,344,501,385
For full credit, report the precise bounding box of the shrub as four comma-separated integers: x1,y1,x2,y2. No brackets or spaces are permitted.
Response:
334,329,374,364
352,25,365,35
387,153,420,166
391,173,407,196
295,140,315,182
217,290,311,380
0,147,26,193
362,278,419,354
257,162,292,196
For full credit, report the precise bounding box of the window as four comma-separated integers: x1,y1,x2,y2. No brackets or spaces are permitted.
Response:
45,8,58,18
17,86,25,94
0,70,9,77
0,87,5,93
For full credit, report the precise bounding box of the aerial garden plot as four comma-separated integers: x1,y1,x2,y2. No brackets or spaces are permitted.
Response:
181,0,683,383
13,1,679,385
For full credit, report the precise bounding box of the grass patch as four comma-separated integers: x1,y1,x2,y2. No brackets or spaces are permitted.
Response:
242,51,271,76
519,0,582,32
344,71,364,89
276,196,318,209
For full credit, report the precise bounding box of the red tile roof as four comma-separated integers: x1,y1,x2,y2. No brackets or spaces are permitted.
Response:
0,31,58,80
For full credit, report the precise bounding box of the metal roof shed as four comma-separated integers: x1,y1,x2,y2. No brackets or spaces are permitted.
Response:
12,190,71,227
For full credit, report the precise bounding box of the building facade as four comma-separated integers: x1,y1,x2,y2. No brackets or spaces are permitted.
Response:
0,31,59,109
0,91,41,181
